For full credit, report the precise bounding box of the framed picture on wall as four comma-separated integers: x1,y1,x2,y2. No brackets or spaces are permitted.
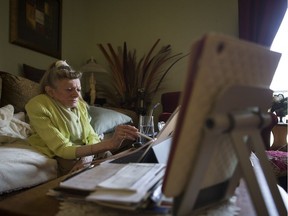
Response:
9,0,62,58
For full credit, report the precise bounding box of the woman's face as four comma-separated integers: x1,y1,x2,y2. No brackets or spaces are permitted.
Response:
47,78,82,108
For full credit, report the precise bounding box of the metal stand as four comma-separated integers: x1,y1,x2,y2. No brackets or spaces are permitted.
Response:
173,85,287,216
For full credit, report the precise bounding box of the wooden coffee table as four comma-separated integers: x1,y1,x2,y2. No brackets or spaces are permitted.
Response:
0,175,65,216
0,175,258,216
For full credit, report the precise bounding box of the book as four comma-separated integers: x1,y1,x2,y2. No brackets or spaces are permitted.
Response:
51,162,166,210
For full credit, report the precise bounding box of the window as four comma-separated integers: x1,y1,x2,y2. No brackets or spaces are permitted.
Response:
270,8,288,94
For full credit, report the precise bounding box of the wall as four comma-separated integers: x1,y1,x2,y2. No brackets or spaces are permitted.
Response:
0,0,238,117
87,0,238,92
0,0,94,74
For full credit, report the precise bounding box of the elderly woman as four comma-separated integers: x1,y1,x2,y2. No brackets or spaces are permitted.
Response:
25,60,139,175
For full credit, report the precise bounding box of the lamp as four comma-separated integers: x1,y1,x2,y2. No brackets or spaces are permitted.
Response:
81,57,107,105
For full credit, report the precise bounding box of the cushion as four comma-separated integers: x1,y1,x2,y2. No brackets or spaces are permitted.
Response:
88,106,132,135
0,72,41,113
22,64,46,82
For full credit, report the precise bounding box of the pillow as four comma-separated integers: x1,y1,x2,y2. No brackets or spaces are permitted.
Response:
0,71,41,113
88,106,132,134
22,64,46,82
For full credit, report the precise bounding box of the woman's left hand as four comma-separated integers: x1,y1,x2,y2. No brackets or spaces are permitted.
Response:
69,155,94,173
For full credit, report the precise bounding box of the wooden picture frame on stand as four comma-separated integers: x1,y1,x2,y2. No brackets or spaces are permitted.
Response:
10,0,62,58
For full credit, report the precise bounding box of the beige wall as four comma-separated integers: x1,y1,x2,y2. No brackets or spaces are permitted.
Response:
0,0,238,116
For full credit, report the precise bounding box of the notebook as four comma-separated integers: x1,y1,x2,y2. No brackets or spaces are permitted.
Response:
111,106,180,164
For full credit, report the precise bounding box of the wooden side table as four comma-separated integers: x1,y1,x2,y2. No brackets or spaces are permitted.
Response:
271,122,288,151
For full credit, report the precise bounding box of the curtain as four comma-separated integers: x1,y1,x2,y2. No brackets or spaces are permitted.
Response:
238,0,287,47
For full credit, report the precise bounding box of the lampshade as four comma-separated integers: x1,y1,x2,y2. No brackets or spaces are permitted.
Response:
81,57,107,105
81,57,107,74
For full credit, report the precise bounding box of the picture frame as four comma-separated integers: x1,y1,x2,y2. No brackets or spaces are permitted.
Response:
10,0,62,58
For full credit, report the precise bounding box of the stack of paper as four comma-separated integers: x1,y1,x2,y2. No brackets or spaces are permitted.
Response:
51,162,166,210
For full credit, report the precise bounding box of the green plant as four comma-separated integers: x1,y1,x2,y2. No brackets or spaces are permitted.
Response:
270,93,288,122
98,39,188,114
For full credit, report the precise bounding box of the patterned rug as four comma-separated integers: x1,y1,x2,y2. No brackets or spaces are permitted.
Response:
56,195,240,216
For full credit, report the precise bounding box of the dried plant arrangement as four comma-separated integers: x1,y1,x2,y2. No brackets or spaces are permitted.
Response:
98,39,187,114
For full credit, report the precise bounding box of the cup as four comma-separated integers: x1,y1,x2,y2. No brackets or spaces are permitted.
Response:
139,115,155,143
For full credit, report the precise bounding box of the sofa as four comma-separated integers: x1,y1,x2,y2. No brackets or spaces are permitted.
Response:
158,91,181,123
0,70,137,195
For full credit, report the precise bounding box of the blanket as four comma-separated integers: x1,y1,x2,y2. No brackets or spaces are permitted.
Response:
0,140,58,194
0,104,58,194
0,104,32,142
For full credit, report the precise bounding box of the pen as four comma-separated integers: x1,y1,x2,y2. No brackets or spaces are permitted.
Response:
137,132,154,141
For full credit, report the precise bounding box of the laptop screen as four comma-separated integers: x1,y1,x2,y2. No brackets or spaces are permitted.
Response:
136,106,180,163
110,106,180,164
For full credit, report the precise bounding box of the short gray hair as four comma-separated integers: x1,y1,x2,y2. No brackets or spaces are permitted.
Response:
40,60,82,93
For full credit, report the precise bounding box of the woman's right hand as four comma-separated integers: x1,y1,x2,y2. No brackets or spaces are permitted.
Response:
110,125,139,149
76,125,139,158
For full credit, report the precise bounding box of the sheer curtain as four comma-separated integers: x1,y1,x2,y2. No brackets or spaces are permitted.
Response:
238,0,287,47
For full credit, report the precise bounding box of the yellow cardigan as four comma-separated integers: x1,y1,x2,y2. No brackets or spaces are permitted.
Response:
25,94,100,159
